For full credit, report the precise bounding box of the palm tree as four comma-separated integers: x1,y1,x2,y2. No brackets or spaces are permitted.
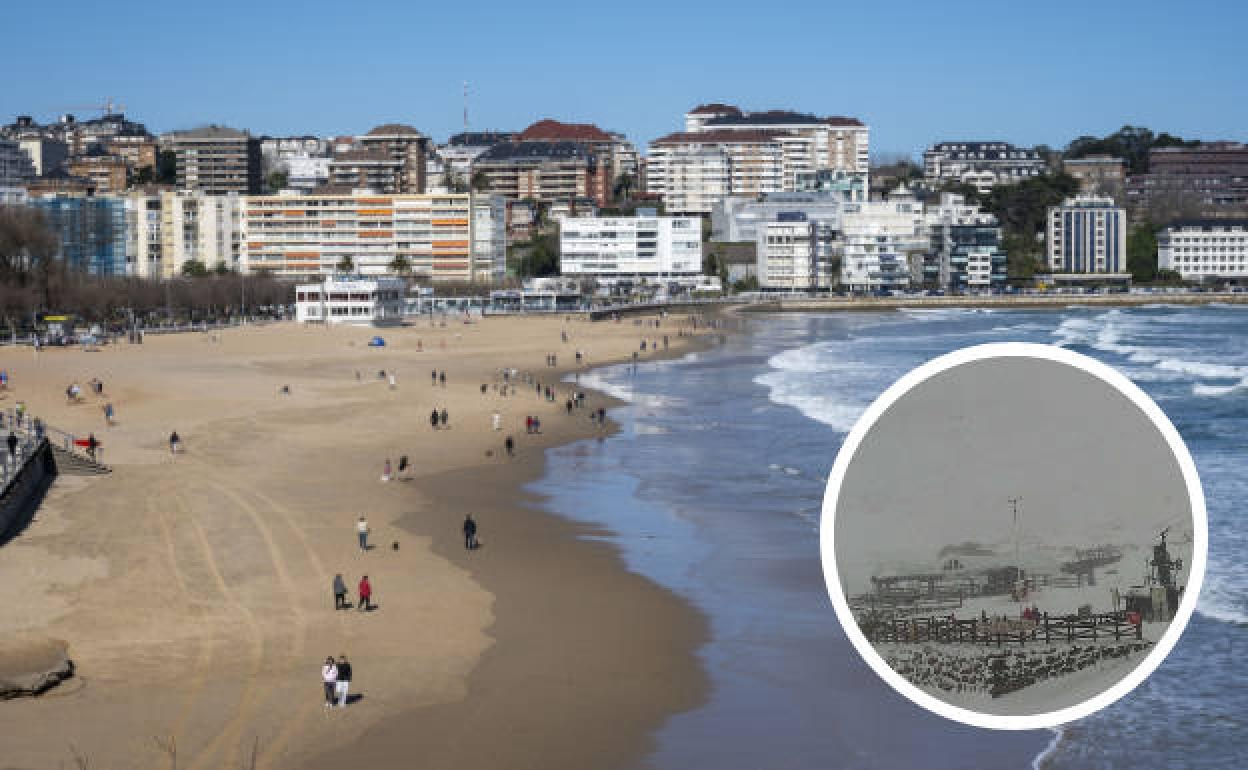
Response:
388,255,411,277
336,255,355,274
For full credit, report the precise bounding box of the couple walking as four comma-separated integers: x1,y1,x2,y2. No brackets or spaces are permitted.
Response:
321,655,354,708
333,572,374,611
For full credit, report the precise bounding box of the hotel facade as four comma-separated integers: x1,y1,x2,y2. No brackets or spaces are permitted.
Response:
1157,219,1248,282
1045,195,1128,274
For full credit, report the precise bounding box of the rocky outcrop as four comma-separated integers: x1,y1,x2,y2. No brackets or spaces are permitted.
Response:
0,637,74,699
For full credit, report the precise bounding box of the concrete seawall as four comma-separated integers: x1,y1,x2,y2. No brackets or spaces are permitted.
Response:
0,440,58,547
740,293,1248,313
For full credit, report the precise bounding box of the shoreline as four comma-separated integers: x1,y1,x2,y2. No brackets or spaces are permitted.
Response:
738,293,1248,313
303,325,723,770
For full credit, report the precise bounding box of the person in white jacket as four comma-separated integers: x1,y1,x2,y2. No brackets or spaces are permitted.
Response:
321,657,338,708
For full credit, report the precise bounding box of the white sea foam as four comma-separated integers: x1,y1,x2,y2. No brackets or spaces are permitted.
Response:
1031,726,1065,770
573,369,687,410
1196,572,1248,625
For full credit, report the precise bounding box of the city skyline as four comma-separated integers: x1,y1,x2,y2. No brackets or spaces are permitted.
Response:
4,0,1245,157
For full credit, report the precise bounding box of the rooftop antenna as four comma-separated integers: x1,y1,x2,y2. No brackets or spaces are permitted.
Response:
463,81,469,133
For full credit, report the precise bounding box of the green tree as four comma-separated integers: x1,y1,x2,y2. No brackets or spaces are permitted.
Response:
336,255,355,274
1064,126,1200,175
266,170,289,192
388,254,411,276
613,173,637,201
517,233,559,277
213,260,232,276
1127,222,1159,283
181,260,209,277
470,170,491,192
155,150,177,184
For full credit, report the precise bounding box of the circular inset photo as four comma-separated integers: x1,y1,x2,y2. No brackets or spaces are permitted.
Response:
821,343,1206,730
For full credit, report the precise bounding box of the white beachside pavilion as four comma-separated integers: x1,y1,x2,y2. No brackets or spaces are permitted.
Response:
295,276,407,325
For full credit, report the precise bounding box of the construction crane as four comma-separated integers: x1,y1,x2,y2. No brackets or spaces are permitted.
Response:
54,98,126,117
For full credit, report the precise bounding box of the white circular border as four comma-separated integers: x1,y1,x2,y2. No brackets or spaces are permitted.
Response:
820,342,1208,730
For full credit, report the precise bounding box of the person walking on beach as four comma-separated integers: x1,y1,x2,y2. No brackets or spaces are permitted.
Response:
335,655,353,707
431,369,437,385
86,433,99,462
382,458,392,482
104,402,115,426
322,657,338,708
439,408,448,428
333,573,348,609
430,409,440,430
357,516,370,551
6,431,16,463
169,431,181,454
398,455,409,479
358,575,373,611
388,373,397,390
439,371,446,388
463,514,477,550
504,435,514,456
492,411,501,431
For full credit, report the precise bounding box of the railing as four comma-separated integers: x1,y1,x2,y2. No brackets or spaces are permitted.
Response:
0,409,101,466
0,417,44,494
861,610,1142,647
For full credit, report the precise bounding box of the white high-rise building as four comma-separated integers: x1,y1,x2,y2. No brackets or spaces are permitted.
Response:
559,210,702,286
840,185,927,291
647,104,869,215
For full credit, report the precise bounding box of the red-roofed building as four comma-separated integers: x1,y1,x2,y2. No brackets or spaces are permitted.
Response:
511,119,637,206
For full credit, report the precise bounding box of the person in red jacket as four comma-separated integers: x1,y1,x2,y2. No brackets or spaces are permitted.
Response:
358,575,373,612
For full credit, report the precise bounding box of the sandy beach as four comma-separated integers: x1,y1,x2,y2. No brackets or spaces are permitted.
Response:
0,315,712,769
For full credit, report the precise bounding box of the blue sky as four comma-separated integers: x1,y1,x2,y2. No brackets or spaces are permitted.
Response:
5,0,1245,158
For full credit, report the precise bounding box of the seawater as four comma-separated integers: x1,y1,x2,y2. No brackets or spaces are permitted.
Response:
531,305,1247,769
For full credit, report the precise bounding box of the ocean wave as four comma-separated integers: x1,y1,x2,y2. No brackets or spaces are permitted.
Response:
1196,571,1248,625
1031,726,1065,770
1192,380,1248,397
572,369,687,409
755,368,868,433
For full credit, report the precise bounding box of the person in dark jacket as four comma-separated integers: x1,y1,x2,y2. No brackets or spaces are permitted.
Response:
333,573,348,609
335,655,353,707
463,514,478,550
504,435,514,456
439,408,449,428
431,409,440,430
6,431,16,460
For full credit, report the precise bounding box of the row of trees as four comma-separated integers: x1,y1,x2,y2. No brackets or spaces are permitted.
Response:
0,205,291,327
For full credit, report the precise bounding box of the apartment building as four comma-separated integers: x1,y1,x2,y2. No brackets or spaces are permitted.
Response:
1126,143,1248,218
1157,219,1248,282
840,186,928,291
648,131,783,215
925,193,1007,290
167,126,263,194
923,141,1046,193
649,104,869,214
1063,156,1126,199
689,107,869,180
0,139,35,184
712,192,843,243
328,149,402,193
1045,195,1127,274
105,134,158,175
433,132,514,187
472,141,601,205
357,124,429,194
17,137,68,176
559,211,702,286
241,192,505,282
104,190,246,278
67,151,128,193
756,214,840,291
27,194,129,275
